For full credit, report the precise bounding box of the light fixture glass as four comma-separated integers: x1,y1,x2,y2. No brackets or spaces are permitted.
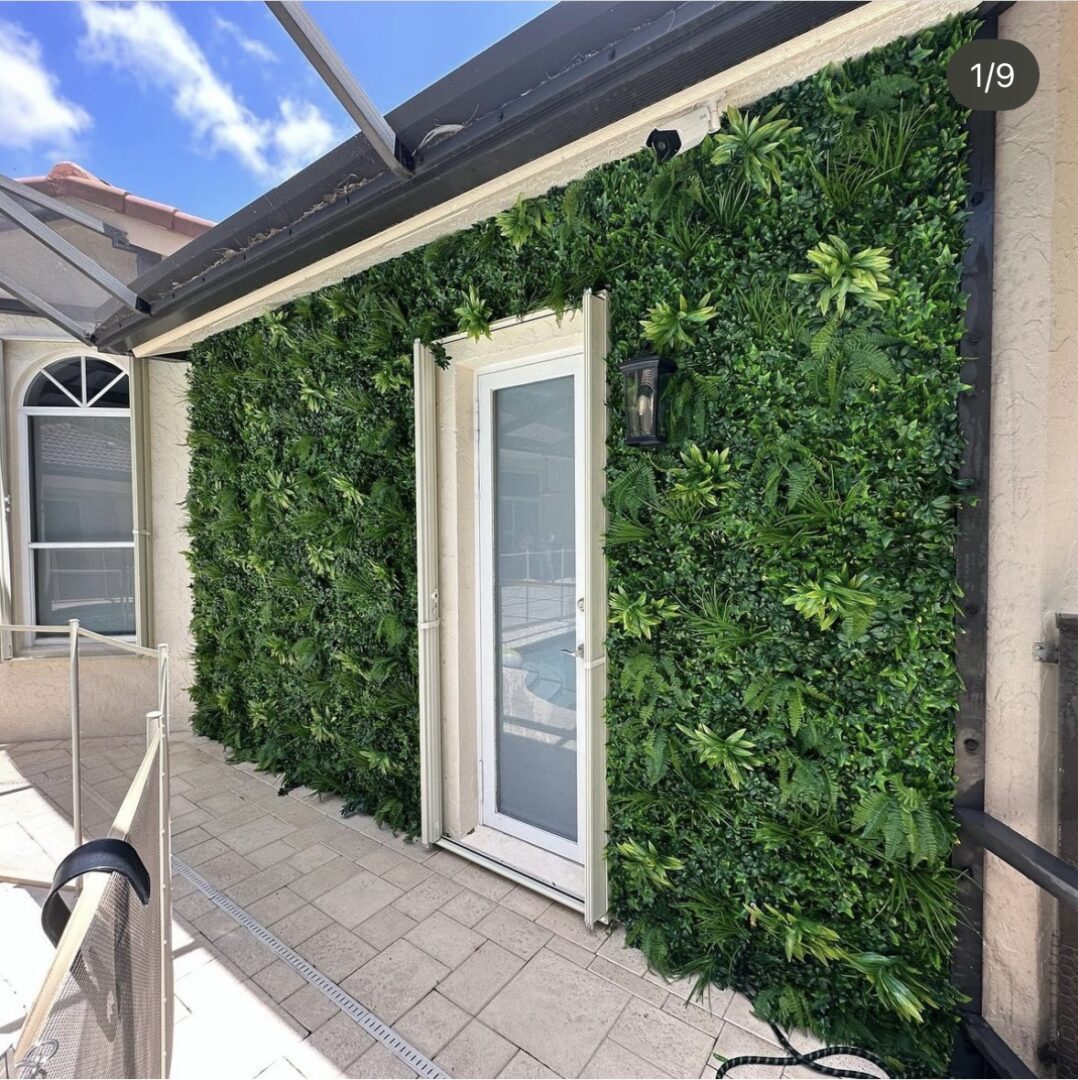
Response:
619,353,676,446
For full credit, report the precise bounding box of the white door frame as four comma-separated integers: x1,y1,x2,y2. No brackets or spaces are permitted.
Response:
475,350,585,863
414,292,609,923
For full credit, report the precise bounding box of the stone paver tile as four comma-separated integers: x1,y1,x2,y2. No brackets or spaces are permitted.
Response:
588,955,667,1006
357,845,406,875
476,905,552,961
219,814,296,855
544,932,595,969
597,925,650,977
582,1038,673,1079
214,926,276,977
406,911,484,968
479,949,630,1078
172,826,212,854
196,850,259,889
251,1057,304,1080
288,843,337,874
307,1011,376,1070
454,863,515,901
230,863,301,907
355,905,417,950
425,849,469,876
500,885,552,921
253,959,308,1003
499,1049,559,1079
202,803,265,838
383,859,432,890
340,940,450,1024
438,940,524,1014
283,820,343,851
710,1022,787,1078
536,904,604,952
724,992,782,1045
348,1043,417,1079
290,856,361,901
180,836,230,866
268,903,335,948
299,923,377,983
281,982,339,1033
644,969,699,1002
247,887,307,927
610,997,716,1078
313,869,403,928
395,990,471,1058
782,1055,885,1079
662,992,726,1037
174,890,217,921
248,839,299,869
442,888,496,929
192,790,247,816
192,905,241,943
436,1019,516,1079
392,873,463,922
322,827,381,861
271,799,325,828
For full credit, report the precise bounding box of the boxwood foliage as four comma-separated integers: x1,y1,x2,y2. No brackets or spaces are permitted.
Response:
187,17,975,1073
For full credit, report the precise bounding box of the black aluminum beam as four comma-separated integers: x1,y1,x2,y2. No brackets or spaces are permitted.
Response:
0,188,143,312
0,268,93,343
95,1,860,353
267,1,412,177
963,1013,1037,1079
0,173,113,238
957,808,1078,911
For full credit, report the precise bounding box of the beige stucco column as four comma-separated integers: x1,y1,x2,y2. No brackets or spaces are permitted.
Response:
985,1,1078,1070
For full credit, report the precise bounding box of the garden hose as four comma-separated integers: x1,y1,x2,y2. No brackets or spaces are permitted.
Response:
714,1015,900,1079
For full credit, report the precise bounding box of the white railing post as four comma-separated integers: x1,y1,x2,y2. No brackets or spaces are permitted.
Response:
68,619,82,856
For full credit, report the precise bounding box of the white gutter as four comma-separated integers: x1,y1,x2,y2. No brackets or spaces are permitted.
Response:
133,0,977,357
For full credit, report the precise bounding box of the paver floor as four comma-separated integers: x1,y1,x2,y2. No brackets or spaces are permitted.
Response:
0,730,885,1079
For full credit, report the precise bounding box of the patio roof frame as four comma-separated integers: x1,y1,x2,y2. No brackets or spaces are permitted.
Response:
266,0,414,178
0,173,116,240
0,187,146,315
0,268,93,344
94,0,867,355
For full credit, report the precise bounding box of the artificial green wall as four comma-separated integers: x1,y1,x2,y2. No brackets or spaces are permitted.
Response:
187,18,975,1073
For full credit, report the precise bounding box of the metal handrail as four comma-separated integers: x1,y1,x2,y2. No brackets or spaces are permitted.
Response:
0,619,169,892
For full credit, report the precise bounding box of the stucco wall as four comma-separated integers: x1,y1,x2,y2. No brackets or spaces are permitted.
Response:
985,1,1078,1070
147,359,194,728
0,340,193,740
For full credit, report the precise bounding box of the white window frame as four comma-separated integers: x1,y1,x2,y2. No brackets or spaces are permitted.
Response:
414,292,609,925
476,349,586,863
14,353,149,649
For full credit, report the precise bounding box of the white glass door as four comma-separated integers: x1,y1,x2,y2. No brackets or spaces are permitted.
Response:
477,352,584,862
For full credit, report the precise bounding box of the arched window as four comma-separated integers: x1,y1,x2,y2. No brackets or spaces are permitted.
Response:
22,357,134,635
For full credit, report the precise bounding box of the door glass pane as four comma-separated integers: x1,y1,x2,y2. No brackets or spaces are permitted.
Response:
34,547,135,634
28,415,133,542
493,375,577,841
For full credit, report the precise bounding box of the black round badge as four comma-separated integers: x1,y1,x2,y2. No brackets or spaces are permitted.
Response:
947,39,1039,111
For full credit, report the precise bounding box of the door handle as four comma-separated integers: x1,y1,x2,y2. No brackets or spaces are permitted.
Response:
561,645,585,658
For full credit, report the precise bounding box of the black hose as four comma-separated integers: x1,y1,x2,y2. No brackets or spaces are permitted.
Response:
714,1016,901,1079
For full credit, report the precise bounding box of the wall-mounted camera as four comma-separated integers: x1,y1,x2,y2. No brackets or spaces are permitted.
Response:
645,104,717,163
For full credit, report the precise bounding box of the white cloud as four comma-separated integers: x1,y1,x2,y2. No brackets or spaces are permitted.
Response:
79,2,338,181
212,14,277,64
0,20,91,151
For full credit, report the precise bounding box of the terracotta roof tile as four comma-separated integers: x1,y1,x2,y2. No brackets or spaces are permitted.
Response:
16,161,214,236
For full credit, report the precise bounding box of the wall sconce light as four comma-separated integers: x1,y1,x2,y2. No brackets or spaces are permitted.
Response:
620,353,677,446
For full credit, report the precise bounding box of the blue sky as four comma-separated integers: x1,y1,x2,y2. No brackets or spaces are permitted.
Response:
0,2,550,222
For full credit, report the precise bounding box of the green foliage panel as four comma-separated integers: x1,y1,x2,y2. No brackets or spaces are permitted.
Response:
187,19,975,1073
